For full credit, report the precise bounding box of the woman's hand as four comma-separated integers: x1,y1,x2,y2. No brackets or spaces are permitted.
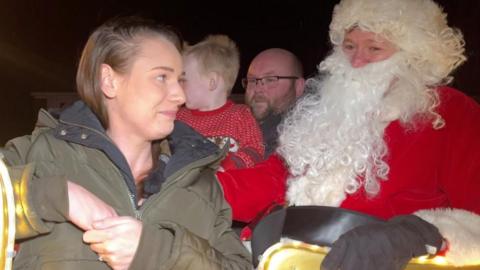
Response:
67,181,118,230
83,216,143,270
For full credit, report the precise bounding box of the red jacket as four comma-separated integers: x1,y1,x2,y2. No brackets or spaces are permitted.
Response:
217,154,287,223
217,86,480,221
340,87,480,218
217,87,480,264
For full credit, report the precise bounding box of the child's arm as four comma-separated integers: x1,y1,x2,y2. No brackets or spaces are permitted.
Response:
217,154,287,222
220,106,264,170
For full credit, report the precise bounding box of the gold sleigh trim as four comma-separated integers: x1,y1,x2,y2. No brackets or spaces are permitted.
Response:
258,239,480,270
0,156,16,270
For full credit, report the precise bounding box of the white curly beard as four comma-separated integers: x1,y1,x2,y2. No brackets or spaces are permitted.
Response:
278,49,406,206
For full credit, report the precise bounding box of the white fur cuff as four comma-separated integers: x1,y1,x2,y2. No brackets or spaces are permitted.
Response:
415,208,480,266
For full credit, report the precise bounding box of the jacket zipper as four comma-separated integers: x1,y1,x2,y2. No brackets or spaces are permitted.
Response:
138,152,222,219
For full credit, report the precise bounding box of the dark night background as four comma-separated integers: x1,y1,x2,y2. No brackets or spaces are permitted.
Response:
1,0,479,144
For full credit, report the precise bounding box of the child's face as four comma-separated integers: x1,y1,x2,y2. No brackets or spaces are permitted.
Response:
182,55,211,110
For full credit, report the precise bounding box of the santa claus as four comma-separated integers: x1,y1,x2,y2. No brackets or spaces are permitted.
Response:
218,0,480,269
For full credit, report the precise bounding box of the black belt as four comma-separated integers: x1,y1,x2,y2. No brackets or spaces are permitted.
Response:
250,206,384,266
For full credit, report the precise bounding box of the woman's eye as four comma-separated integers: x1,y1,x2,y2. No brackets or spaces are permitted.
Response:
369,46,382,52
156,74,167,82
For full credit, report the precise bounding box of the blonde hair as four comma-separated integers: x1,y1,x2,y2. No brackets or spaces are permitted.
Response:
329,0,466,129
184,35,240,94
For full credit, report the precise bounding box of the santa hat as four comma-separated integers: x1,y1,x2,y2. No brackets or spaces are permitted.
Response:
329,0,465,87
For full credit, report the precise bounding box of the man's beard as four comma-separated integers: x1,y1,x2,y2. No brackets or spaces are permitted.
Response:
247,93,273,120
247,85,298,121
278,49,410,206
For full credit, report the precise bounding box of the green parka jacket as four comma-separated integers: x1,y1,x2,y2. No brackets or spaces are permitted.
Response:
2,101,252,270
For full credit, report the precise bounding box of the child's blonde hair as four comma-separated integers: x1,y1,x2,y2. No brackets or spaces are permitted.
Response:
184,35,240,94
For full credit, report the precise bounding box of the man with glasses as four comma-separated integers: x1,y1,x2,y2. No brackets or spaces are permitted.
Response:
216,49,304,226
243,48,305,158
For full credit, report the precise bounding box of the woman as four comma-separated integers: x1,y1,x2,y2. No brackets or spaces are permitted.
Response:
4,17,251,270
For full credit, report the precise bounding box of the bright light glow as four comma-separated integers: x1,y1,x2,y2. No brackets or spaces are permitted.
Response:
0,157,15,270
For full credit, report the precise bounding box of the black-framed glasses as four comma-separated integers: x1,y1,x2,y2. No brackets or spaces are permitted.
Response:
241,76,299,89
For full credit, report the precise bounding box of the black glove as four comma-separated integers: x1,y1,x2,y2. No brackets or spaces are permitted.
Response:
321,215,443,270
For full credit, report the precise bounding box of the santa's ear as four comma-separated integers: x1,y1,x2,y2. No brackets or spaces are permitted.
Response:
100,64,118,98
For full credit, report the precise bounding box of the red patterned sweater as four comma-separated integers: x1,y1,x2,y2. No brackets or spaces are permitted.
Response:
177,100,264,169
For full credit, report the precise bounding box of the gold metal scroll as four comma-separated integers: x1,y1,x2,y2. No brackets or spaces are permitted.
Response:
0,155,15,270
258,240,480,270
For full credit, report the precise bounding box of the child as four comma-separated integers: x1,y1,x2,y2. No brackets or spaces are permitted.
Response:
177,35,264,170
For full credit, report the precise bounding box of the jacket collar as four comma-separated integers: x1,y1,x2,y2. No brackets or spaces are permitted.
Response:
143,121,224,195
166,120,222,177
58,100,106,134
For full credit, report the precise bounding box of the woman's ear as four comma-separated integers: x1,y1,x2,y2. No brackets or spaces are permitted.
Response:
100,64,118,98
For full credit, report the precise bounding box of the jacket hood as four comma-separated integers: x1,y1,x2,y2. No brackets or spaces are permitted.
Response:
59,100,106,134
53,101,223,201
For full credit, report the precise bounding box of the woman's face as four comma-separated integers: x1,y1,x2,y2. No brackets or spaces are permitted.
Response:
342,28,397,68
107,36,185,142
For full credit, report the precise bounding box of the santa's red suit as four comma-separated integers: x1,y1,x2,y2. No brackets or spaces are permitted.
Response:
217,86,480,265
